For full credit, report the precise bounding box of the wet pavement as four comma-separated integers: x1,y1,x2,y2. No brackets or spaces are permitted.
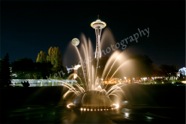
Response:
1,85,185,124
3,105,185,124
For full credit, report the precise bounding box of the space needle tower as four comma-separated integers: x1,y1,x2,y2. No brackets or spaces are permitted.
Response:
91,17,106,59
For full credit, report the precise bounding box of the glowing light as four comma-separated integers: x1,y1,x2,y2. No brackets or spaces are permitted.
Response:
76,108,113,111
112,103,120,109
146,116,153,122
146,116,153,120
80,108,83,111
181,80,186,84
90,19,106,29
123,100,129,106
124,112,129,118
73,64,81,70
66,103,74,109
73,74,78,79
179,67,186,76
71,38,80,46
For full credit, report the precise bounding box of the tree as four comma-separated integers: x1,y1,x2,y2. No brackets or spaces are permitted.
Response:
35,62,52,79
35,46,66,79
12,58,34,72
11,58,35,79
47,46,63,72
152,63,164,76
0,54,11,87
128,54,153,77
36,50,47,63
160,64,178,80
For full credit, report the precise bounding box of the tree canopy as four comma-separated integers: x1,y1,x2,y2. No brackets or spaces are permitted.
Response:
47,46,63,72
0,54,11,87
36,50,47,63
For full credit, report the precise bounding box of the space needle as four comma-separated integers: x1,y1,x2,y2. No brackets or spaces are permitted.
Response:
90,17,106,59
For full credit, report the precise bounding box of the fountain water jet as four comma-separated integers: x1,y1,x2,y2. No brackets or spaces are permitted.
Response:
62,18,126,111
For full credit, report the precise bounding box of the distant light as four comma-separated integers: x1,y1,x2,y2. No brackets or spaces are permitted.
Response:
123,100,128,105
181,81,186,84
146,116,153,122
124,112,129,118
141,77,147,81
179,67,186,76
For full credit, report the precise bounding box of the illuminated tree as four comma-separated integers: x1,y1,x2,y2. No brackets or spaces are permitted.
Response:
36,50,47,63
47,46,63,72
35,46,67,78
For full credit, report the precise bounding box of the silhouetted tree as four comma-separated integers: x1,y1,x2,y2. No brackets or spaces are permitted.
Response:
12,58,34,72
0,54,11,87
129,54,153,77
152,63,164,76
11,58,35,79
35,62,52,79
160,64,178,80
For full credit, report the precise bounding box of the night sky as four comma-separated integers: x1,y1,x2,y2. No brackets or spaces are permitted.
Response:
1,0,185,68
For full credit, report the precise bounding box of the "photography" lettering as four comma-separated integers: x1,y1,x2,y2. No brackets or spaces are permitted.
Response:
102,27,150,56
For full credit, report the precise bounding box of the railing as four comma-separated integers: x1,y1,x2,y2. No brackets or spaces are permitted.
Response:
11,79,77,87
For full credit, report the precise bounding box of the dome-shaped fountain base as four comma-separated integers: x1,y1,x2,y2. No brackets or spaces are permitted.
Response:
66,90,119,112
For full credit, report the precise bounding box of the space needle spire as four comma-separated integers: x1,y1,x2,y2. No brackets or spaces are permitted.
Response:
90,16,106,59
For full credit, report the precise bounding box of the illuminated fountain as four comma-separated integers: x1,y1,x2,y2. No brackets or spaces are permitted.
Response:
63,18,126,112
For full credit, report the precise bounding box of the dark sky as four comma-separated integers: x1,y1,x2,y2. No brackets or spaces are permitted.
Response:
1,0,185,68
